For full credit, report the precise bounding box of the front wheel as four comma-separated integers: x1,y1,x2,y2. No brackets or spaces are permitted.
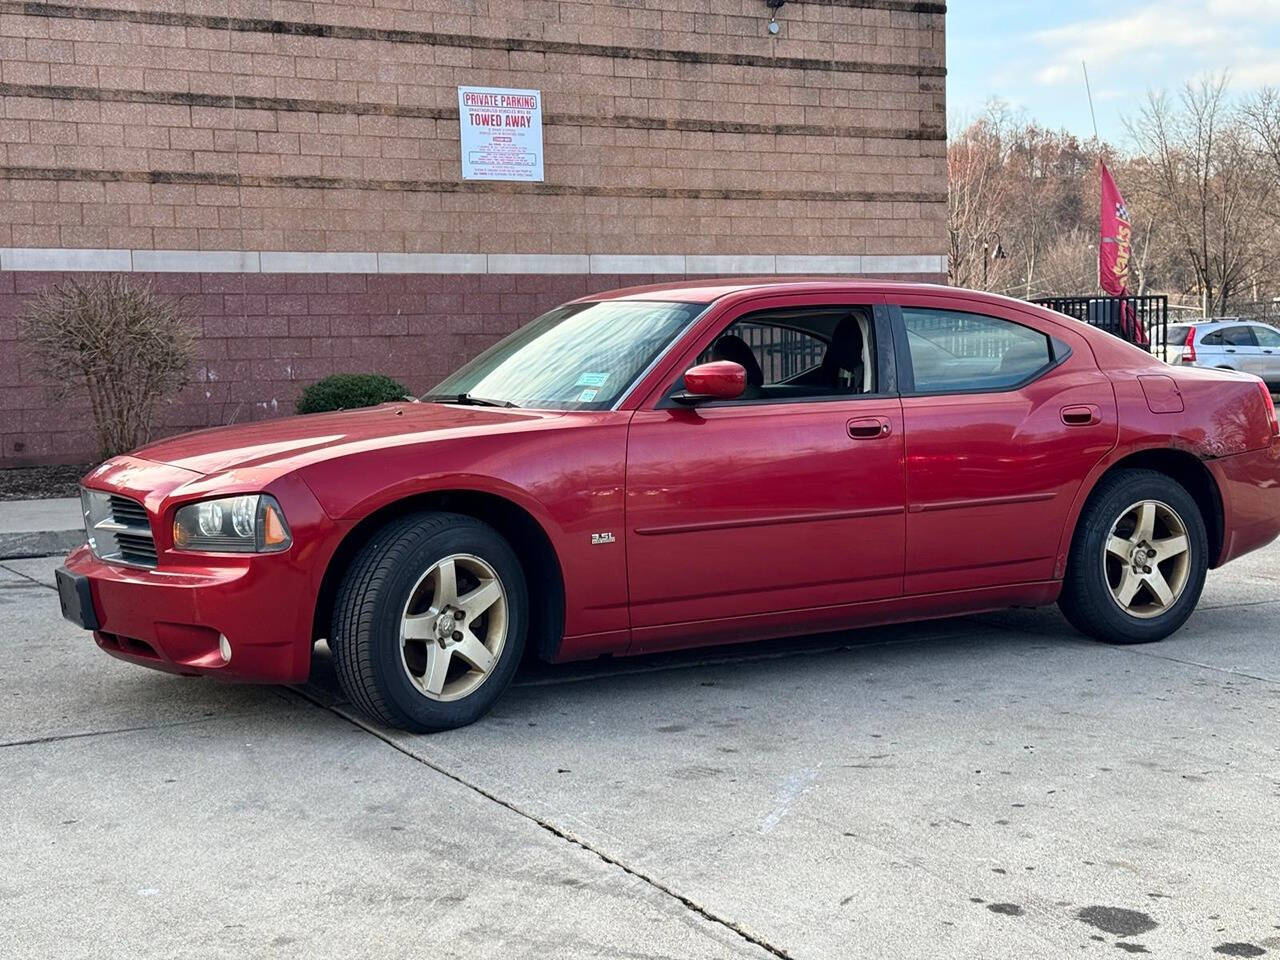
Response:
330,511,528,732
1058,469,1208,644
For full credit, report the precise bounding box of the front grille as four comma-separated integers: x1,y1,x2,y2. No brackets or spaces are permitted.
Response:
108,495,149,526
83,490,158,568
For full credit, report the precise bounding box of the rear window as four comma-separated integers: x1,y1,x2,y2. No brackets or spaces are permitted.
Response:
1166,324,1191,344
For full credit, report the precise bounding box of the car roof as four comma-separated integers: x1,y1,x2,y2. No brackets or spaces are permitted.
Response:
1180,318,1273,326
571,277,957,305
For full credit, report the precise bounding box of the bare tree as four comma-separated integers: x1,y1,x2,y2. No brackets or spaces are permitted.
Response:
1242,87,1280,191
947,106,1010,290
1126,76,1270,315
1002,125,1095,298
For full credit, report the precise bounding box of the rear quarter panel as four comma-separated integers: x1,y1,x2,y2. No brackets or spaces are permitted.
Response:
1052,348,1277,569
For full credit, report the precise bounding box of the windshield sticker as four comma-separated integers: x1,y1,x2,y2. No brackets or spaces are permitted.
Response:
576,388,599,402
576,372,610,387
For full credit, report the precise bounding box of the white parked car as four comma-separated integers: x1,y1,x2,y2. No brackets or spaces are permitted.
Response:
1161,319,1280,389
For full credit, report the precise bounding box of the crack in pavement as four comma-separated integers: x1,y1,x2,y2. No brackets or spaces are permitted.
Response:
287,684,793,960
1109,646,1280,686
1,714,227,749
0,692,297,750
0,561,55,589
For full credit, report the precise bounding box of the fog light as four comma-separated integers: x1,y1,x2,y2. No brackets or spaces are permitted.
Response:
218,634,232,663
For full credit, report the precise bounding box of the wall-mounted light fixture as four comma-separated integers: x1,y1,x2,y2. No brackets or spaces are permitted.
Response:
765,0,786,34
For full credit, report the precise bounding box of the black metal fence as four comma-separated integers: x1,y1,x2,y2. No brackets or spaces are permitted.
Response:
698,321,827,382
1032,295,1169,351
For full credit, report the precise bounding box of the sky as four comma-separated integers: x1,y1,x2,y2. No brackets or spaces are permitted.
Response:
946,0,1280,143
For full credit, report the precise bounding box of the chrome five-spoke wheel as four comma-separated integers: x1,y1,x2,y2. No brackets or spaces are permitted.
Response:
1059,468,1207,644
330,511,528,732
1103,500,1191,619
400,553,508,701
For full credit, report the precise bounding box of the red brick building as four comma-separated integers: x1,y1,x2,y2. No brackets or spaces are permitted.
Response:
0,0,947,465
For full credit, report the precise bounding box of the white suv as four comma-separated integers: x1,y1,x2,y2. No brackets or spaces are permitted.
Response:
1161,319,1280,389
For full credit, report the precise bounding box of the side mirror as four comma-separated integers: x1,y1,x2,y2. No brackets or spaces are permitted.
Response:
673,360,746,405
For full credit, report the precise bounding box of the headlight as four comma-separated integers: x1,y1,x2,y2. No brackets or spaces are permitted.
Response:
172,494,292,553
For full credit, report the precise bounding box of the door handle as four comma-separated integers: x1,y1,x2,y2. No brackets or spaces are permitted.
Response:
1226,348,1237,353
1265,350,1274,355
1061,404,1100,426
848,417,891,439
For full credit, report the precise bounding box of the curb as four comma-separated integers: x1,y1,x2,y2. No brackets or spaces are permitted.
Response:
0,530,84,561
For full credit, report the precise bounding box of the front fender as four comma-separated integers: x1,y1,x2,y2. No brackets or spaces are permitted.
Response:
295,420,631,639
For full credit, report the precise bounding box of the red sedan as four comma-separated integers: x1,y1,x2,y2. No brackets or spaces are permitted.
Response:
58,280,1280,731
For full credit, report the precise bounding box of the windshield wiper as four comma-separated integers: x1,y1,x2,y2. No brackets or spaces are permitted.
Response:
422,393,519,408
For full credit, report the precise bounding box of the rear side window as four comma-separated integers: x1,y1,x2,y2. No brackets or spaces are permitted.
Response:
1201,330,1224,345
1222,326,1257,347
902,308,1055,394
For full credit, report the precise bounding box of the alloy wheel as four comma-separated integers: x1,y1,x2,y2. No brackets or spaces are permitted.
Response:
399,553,508,701
1102,499,1192,620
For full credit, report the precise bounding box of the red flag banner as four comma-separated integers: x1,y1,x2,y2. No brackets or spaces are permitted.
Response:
1099,163,1146,344
1099,163,1132,296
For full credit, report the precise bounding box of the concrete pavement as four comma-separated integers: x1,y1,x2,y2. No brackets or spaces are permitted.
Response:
0,497,82,559
4,544,1280,959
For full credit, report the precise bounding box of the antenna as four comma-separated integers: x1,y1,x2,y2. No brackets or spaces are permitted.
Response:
1082,60,1100,142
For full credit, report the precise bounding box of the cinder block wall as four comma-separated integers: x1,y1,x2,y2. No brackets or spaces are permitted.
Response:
0,0,947,465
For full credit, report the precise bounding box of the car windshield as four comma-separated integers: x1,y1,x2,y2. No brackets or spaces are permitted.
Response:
427,299,705,410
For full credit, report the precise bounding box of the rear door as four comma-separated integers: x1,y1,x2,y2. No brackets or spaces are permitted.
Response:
890,295,1117,595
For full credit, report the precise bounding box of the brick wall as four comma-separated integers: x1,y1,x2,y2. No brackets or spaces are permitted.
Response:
0,266,943,464
0,0,948,465
0,0,946,255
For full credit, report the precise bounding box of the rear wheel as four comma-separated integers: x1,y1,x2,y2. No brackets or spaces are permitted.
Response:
1059,469,1208,644
330,511,527,732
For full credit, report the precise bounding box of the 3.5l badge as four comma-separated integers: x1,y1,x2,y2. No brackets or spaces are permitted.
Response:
591,531,616,545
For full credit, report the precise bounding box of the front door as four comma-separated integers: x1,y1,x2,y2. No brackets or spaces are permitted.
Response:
1248,324,1280,387
624,296,906,650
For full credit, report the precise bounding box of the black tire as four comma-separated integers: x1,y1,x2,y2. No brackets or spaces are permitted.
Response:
330,511,528,732
1058,468,1208,644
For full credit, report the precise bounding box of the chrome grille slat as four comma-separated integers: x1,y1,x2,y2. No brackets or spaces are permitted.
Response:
82,489,158,568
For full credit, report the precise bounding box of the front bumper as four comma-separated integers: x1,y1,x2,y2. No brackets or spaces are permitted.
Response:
61,543,313,683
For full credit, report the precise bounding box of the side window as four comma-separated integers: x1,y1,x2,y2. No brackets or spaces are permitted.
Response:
1201,330,1224,345
698,321,828,386
902,308,1055,394
1222,326,1258,347
1253,326,1280,348
683,307,877,403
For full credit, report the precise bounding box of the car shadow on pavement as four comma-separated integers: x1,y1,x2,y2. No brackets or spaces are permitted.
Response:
300,605,1086,718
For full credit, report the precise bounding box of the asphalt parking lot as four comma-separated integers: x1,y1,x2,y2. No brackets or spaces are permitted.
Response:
5,545,1280,960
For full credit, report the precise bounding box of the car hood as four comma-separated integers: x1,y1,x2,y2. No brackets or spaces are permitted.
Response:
131,402,560,476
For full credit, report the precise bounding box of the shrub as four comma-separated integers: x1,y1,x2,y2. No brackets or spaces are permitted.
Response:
21,277,195,459
296,373,411,414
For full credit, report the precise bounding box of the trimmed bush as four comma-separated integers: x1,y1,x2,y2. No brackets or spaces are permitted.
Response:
21,277,195,459
296,373,411,414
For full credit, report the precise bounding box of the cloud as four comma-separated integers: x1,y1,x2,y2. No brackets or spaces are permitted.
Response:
1031,4,1235,85
1028,1,1280,95
1207,0,1280,19
1234,60,1280,87
1035,64,1076,85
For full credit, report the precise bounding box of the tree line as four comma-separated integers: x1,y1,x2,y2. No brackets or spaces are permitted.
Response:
949,76,1280,319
